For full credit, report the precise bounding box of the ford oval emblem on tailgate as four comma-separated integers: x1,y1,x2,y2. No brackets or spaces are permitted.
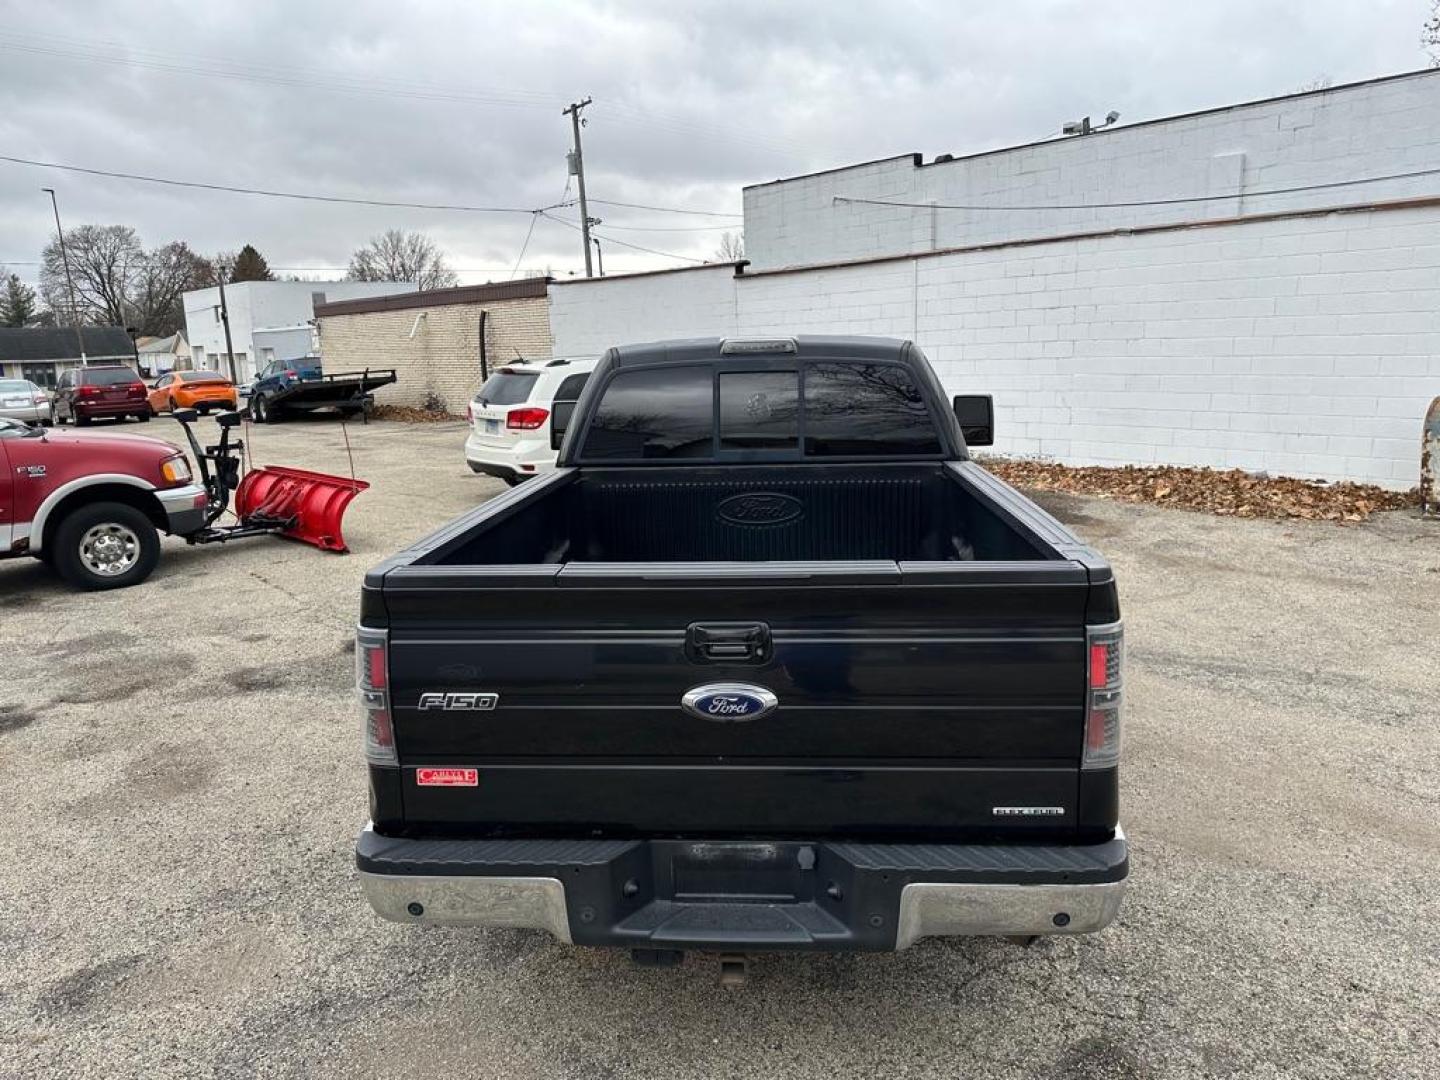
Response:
682,683,779,722
716,492,803,527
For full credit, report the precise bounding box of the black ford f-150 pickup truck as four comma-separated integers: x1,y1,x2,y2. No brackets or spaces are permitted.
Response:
355,335,1127,961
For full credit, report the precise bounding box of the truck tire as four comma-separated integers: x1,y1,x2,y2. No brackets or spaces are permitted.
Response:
51,501,161,591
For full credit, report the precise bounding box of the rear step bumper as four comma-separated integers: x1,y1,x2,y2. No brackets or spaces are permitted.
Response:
356,825,1128,951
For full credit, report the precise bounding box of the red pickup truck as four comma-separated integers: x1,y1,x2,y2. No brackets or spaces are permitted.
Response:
0,417,207,589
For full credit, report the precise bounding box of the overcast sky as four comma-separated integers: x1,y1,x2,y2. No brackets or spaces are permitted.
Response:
0,0,1435,289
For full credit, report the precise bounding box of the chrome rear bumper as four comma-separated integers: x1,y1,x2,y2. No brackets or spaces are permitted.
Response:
357,825,1128,950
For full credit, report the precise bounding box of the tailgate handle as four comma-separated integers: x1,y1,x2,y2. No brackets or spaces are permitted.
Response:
686,622,772,664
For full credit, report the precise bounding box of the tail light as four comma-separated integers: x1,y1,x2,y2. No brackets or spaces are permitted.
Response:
357,626,396,766
283,369,298,379
78,385,100,397
33,392,48,404
507,407,549,430
129,382,146,397
1083,622,1123,770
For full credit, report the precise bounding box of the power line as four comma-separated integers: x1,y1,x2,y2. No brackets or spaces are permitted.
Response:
0,154,743,222
584,221,734,232
588,198,741,218
1,260,546,274
513,176,570,280
834,165,1440,212
540,212,706,263
0,154,562,214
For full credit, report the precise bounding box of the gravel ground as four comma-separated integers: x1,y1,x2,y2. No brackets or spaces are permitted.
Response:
1,416,1437,1079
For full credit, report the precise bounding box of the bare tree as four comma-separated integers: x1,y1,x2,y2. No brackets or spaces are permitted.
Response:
39,225,212,335
40,224,141,327
133,242,214,336
1427,2,1440,66
713,231,745,262
346,229,458,290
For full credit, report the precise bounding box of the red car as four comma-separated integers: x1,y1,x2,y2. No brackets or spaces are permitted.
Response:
53,364,151,425
0,417,207,589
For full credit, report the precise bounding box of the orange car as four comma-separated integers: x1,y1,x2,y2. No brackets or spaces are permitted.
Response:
147,370,239,416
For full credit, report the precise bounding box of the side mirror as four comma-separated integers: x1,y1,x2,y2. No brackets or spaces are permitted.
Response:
550,400,577,451
952,394,994,447
171,408,199,424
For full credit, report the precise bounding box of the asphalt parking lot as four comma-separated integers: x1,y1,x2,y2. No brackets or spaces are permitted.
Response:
2,415,1437,1079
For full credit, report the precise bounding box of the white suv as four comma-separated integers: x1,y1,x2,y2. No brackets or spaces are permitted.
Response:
464,357,597,485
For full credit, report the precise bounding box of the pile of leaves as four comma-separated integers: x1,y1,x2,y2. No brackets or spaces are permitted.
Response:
369,403,463,424
981,457,1418,522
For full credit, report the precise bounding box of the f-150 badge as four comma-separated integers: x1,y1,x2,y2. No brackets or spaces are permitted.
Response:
417,692,499,711
681,683,778,722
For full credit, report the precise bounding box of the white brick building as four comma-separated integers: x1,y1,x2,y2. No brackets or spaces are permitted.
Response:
550,70,1440,490
743,69,1440,271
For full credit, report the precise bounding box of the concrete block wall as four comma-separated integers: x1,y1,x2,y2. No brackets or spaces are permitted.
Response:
547,266,738,356
549,202,1440,489
744,70,1440,270
318,296,552,415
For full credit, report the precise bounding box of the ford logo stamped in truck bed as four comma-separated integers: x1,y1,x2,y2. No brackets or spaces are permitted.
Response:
716,492,803,526
682,683,779,722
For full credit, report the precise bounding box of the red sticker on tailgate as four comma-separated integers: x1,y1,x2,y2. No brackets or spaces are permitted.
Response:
415,767,479,787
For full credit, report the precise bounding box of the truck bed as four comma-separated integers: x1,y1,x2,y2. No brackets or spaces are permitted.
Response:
423,462,1057,565
363,461,1116,842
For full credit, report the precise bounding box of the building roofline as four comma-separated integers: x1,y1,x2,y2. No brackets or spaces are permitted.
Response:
550,261,745,287
743,67,1440,192
313,277,551,316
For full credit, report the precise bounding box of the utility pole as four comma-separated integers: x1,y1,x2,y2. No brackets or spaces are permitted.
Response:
42,187,86,364
215,265,238,382
563,97,595,277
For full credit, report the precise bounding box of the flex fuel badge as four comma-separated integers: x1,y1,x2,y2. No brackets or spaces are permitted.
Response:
416,768,479,787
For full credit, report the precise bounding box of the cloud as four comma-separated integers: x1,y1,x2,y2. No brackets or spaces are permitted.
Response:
0,0,1429,288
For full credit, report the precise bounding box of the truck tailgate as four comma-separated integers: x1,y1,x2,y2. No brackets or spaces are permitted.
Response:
377,560,1093,837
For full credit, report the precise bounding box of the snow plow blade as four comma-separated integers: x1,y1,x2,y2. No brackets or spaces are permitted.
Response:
234,466,370,553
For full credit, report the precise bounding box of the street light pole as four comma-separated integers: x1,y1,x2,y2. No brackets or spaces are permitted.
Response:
42,187,86,364
215,267,238,383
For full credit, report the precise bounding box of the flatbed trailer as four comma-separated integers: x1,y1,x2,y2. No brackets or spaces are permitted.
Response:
249,368,398,423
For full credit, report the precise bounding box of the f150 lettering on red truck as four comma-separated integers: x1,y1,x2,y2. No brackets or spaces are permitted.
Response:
355,336,1127,962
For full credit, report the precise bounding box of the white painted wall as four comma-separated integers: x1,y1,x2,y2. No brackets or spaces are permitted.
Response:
183,280,413,381
546,267,738,356
744,70,1440,271
550,202,1440,490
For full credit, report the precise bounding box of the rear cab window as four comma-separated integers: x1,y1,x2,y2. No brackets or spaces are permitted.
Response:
584,366,714,459
578,357,942,461
476,371,539,407
82,367,141,387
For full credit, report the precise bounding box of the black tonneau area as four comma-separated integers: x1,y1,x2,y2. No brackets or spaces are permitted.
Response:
425,463,1053,565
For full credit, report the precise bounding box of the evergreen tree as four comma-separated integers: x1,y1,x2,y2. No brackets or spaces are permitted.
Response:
0,272,39,327
229,244,275,282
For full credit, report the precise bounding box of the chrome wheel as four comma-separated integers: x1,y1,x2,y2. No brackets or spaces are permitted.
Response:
79,522,141,577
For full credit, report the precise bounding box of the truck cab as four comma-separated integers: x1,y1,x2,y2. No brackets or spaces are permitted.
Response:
354,336,1127,959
